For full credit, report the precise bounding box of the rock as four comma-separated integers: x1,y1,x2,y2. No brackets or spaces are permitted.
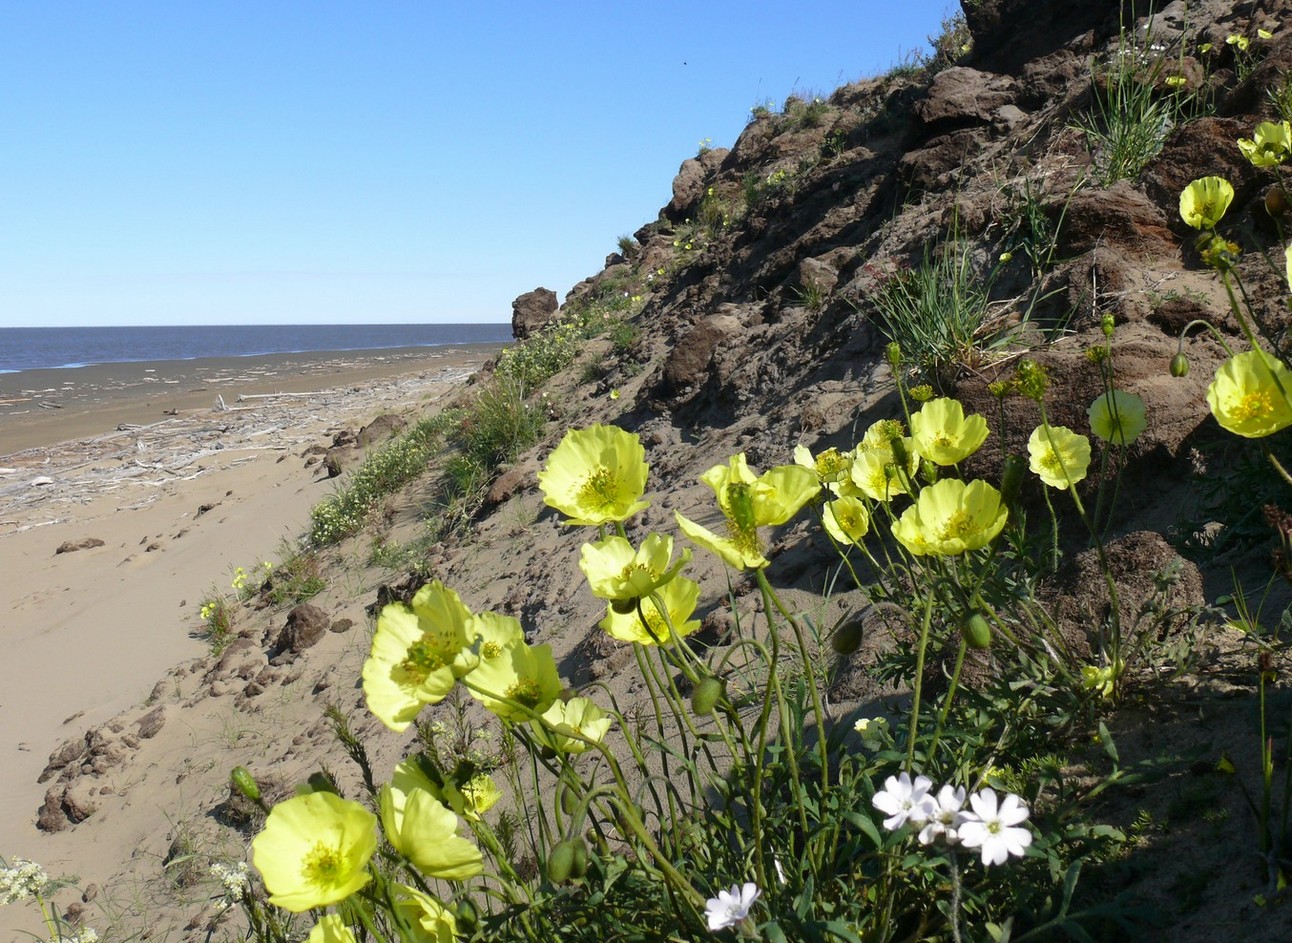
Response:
357,413,406,448
322,452,344,478
964,0,1120,74
664,147,729,221
1058,180,1175,259
330,618,354,634
659,311,744,401
270,603,330,662
914,66,1018,129
484,464,528,508
511,287,559,340
54,538,105,555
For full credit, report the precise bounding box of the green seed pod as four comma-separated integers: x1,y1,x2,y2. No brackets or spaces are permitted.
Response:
569,837,590,878
230,766,261,803
610,597,638,615
831,618,865,655
963,612,993,649
1170,353,1190,378
691,677,725,716
547,840,577,884
455,899,479,932
559,781,580,816
1101,312,1116,337
885,342,903,367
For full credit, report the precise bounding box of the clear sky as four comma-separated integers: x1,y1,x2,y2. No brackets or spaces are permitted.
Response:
1,2,958,327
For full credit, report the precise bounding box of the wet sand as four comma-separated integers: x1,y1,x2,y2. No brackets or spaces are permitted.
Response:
0,343,506,457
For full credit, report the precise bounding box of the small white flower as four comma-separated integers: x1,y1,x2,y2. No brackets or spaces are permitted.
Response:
705,881,761,931
0,857,50,905
872,771,934,831
918,784,967,846
209,861,252,901
957,788,1033,866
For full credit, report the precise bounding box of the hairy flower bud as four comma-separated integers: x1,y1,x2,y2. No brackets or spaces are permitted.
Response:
231,766,261,803
963,612,993,649
1100,313,1116,337
691,677,725,716
885,342,903,367
999,453,1028,509
1170,353,1190,378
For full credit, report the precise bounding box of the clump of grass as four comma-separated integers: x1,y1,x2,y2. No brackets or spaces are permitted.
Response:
196,594,233,654
263,548,326,606
869,236,997,387
309,417,450,547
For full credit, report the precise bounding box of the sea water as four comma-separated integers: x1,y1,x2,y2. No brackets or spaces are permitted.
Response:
0,323,512,374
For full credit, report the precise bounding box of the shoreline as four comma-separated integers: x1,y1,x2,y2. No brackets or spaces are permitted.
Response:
0,342,506,457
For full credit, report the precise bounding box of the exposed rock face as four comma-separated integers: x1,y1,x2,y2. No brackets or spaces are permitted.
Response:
511,287,558,340
665,147,729,221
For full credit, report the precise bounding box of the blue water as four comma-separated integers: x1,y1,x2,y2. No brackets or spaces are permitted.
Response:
0,323,513,374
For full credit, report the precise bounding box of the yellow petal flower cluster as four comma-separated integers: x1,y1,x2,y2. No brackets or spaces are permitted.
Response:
822,496,870,546
379,767,483,880
579,533,689,602
1238,120,1292,167
1206,348,1292,437
849,438,919,502
891,478,1007,556
362,581,478,733
307,916,356,943
1027,424,1091,489
598,574,702,645
393,884,458,943
910,397,989,466
793,443,855,494
1179,176,1234,229
1087,389,1146,446
537,424,650,525
675,454,820,569
251,792,378,912
534,696,613,753
466,641,563,721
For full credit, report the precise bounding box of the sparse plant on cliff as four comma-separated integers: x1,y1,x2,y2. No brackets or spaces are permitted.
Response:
197,593,234,654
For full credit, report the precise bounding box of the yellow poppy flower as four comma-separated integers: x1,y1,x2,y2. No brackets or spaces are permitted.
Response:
379,773,483,880
1027,425,1091,489
537,424,650,525
307,916,357,943
470,610,525,661
251,792,377,912
891,478,1007,556
362,581,477,732
910,397,989,466
393,885,458,943
599,574,702,644
674,454,820,569
857,418,906,454
822,496,870,545
466,642,563,721
1179,176,1234,229
1206,349,1292,437
849,439,918,502
1087,390,1147,446
1238,121,1292,167
793,443,855,494
533,696,613,753
579,533,689,601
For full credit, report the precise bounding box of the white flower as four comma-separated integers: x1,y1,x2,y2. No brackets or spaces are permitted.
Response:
918,784,967,846
872,771,934,831
705,881,761,931
957,788,1033,866
209,861,252,901
0,857,49,905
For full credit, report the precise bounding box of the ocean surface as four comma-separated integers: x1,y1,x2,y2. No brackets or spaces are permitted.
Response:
0,323,513,374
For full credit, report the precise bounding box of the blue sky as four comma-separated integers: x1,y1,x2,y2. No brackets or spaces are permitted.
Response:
1,2,958,327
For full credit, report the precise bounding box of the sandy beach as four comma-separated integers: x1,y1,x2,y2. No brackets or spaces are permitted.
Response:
0,344,499,937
